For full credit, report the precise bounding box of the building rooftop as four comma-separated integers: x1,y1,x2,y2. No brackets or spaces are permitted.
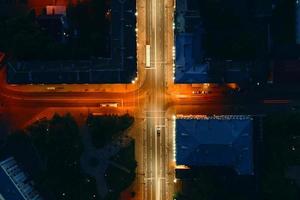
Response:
7,0,137,84
46,5,66,15
0,157,43,200
28,0,77,14
286,165,300,187
175,115,254,175
174,0,269,84
273,59,300,84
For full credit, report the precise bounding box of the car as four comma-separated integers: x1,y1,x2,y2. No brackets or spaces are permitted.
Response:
99,103,118,108
157,127,161,136
46,87,56,91
157,130,160,136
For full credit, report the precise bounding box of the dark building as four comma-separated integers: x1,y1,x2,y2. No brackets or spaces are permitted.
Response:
267,1,300,85
37,15,69,43
0,0,78,17
174,0,270,84
7,0,137,84
0,0,27,18
174,115,257,200
175,115,254,175
272,59,300,84
27,0,77,14
0,157,43,200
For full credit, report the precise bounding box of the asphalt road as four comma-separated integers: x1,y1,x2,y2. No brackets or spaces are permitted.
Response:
142,0,168,198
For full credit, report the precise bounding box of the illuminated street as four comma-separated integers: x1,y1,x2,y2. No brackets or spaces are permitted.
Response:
0,0,189,199
2,0,300,200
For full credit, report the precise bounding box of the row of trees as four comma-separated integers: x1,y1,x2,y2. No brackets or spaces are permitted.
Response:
105,140,137,199
87,114,134,148
87,114,136,199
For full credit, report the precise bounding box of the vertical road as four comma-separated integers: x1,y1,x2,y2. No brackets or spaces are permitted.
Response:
142,0,170,199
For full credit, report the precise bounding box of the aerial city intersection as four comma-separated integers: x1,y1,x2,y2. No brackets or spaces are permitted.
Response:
1,0,300,200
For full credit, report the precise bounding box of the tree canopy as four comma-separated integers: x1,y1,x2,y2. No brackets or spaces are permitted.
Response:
4,114,98,200
262,113,300,200
87,114,134,148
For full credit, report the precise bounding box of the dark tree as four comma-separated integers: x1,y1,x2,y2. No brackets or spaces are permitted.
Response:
87,114,134,148
262,113,300,200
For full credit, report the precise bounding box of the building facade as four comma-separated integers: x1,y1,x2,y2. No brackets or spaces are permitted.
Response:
0,157,43,200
